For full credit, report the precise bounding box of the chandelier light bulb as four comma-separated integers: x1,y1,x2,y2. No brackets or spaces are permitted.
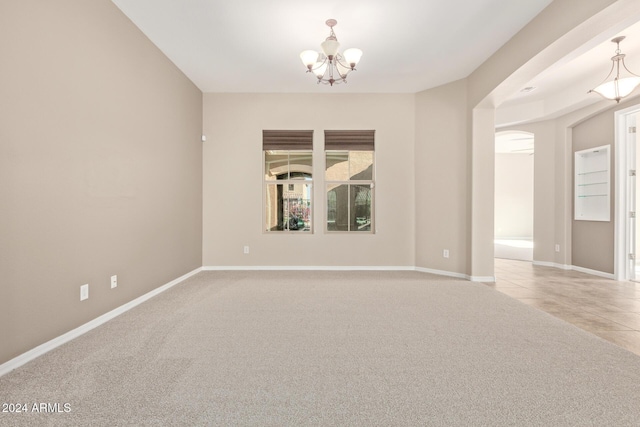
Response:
313,62,328,78
336,61,351,78
589,36,640,103
300,19,363,86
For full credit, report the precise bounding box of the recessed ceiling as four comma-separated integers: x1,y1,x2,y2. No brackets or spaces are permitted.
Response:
497,17,640,126
110,0,553,93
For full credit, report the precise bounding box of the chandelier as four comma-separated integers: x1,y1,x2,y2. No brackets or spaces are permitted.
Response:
299,19,363,86
588,36,640,103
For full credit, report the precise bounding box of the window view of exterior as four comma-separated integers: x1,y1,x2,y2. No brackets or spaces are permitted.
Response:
263,130,373,233
325,130,375,232
264,150,313,232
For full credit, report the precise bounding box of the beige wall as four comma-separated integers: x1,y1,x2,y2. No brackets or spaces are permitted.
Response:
411,0,626,278
500,121,559,264
508,95,640,275
500,96,640,274
549,96,640,273
415,80,468,275
569,99,640,274
0,1,203,365
526,121,558,264
202,93,415,267
572,113,615,273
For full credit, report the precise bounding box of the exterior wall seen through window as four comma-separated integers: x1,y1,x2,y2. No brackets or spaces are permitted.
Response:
325,150,374,232
264,150,312,232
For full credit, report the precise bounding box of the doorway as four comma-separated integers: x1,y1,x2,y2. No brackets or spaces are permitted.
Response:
615,107,640,281
494,131,535,261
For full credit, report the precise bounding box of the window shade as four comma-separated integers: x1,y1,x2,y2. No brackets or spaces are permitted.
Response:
324,130,375,151
263,130,313,150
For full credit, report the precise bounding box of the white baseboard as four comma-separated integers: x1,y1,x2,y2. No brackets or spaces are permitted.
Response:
533,260,614,279
414,266,469,280
0,267,202,378
415,268,496,283
571,265,615,279
202,265,415,271
533,260,571,270
204,265,492,282
469,275,497,283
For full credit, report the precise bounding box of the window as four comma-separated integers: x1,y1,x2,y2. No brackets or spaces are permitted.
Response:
263,130,313,232
325,130,375,232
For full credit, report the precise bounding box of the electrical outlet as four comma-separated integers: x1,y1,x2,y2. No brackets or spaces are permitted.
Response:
443,249,450,258
111,275,117,289
243,246,250,254
80,284,89,301
555,244,560,252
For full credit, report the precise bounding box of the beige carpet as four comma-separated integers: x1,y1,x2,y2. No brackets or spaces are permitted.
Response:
2,270,640,426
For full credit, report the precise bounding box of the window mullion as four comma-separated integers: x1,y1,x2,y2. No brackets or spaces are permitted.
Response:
347,184,351,231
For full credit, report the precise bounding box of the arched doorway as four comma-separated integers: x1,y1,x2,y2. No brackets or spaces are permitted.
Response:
494,131,534,261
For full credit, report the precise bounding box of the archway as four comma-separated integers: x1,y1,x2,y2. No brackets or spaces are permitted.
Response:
494,131,535,261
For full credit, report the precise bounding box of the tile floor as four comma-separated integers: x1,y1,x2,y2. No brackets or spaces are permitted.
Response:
486,258,640,356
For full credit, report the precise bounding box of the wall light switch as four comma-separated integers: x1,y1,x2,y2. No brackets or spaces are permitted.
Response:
80,284,89,301
443,249,450,258
111,275,117,289
243,246,250,254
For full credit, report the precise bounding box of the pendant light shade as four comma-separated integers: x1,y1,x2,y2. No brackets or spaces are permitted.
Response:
343,48,363,67
321,38,340,58
591,76,640,101
300,50,319,69
589,36,640,103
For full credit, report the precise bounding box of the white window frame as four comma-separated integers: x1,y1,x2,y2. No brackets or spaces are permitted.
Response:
325,149,375,233
263,150,314,233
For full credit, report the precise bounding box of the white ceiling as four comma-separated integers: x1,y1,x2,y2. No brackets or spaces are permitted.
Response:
110,0,640,124
110,0,554,93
